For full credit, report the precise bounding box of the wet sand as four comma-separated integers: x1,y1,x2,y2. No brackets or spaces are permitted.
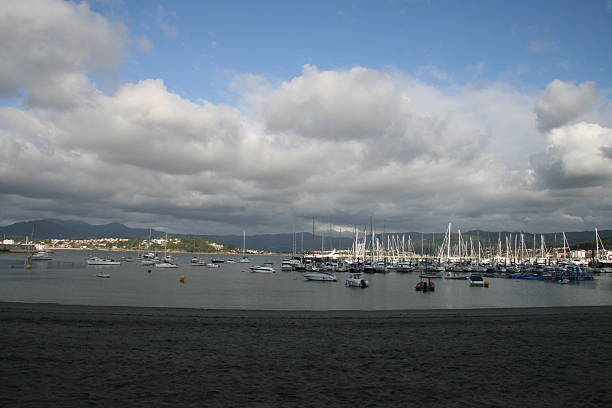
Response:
1,302,611,407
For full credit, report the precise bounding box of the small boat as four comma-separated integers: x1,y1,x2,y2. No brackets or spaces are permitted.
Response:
226,259,237,264
155,233,178,268
238,257,250,263
558,277,570,284
415,279,435,292
211,258,225,264
30,251,53,261
141,252,159,265
87,257,120,266
250,263,275,273
444,271,468,280
345,272,368,288
96,271,111,278
191,257,208,266
304,271,337,281
468,273,486,287
206,263,220,268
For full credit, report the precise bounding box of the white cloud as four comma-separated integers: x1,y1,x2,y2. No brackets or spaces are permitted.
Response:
0,0,125,104
533,122,612,189
534,79,598,131
528,40,559,55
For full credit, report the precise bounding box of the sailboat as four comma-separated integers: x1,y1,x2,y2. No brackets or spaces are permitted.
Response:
155,232,178,268
238,231,250,263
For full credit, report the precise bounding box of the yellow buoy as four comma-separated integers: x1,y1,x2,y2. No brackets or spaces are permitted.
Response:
484,281,490,287
25,264,32,270
179,275,185,283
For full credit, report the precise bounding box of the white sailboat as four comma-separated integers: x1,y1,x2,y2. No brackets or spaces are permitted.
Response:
155,233,178,268
238,231,250,263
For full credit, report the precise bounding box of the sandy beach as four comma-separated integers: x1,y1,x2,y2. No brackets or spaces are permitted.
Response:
1,303,611,407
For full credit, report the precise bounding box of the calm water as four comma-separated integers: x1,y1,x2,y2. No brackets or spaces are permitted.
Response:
1,250,611,310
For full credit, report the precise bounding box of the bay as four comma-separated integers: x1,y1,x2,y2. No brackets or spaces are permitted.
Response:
1,250,611,310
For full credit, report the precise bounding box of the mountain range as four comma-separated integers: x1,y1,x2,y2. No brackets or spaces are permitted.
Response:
1,219,611,253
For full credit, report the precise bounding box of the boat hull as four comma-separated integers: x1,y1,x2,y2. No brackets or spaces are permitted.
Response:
304,273,337,281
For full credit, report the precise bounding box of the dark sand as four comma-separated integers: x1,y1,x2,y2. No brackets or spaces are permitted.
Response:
1,303,611,407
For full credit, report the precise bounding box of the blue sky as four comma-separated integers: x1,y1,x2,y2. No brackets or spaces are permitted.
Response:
103,0,612,104
1,0,612,234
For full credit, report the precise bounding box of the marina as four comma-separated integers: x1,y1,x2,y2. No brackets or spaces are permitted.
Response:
0,250,610,310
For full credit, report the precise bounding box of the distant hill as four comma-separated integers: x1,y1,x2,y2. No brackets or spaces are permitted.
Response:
0,219,166,240
1,219,611,253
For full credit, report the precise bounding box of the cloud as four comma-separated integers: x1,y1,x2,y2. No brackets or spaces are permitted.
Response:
135,35,153,53
532,122,612,189
534,79,598,131
156,5,178,38
2,1,612,234
0,0,125,105
528,40,559,55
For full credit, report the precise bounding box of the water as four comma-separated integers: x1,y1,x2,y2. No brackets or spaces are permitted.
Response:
1,250,611,310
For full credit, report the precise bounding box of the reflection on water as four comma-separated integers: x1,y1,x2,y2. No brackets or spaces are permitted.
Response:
1,250,611,310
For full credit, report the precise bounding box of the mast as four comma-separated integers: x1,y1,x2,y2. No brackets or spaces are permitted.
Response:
596,228,599,261
447,223,451,261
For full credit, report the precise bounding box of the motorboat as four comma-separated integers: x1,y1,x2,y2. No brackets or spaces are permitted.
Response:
155,260,178,268
226,259,237,264
250,263,275,273
468,274,486,287
30,251,53,261
304,271,337,281
420,271,443,278
211,258,225,264
444,271,468,280
345,272,368,288
238,257,250,263
86,257,120,266
96,271,111,278
281,260,294,271
415,279,435,292
141,252,159,265
191,257,207,266
206,263,220,268
395,263,414,272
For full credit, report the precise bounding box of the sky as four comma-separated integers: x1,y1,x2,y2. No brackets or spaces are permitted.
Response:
1,0,612,235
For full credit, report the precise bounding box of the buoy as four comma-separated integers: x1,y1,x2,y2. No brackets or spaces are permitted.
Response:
484,281,490,287
179,275,185,283
25,264,32,270
147,269,151,273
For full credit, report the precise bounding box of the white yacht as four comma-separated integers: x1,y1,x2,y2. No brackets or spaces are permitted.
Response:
250,263,275,273
345,272,368,288
87,257,120,266
191,257,207,266
155,260,178,268
304,271,337,281
468,273,485,287
30,251,53,261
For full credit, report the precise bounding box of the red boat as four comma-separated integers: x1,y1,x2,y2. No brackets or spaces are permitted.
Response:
415,279,436,292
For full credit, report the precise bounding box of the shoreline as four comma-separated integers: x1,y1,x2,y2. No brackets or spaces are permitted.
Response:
2,302,611,407
2,300,612,318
